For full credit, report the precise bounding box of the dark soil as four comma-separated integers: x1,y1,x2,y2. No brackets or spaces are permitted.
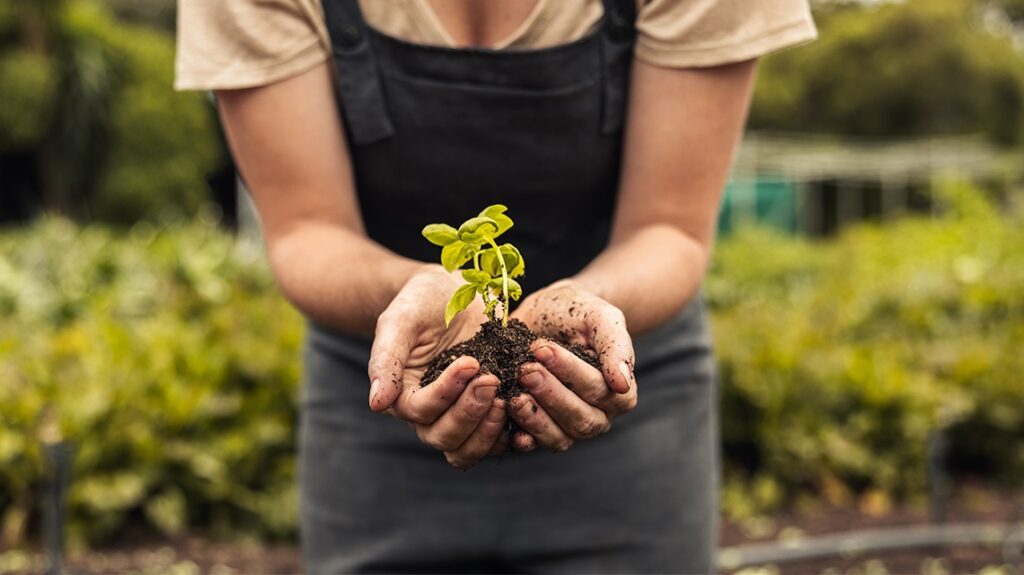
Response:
420,318,600,401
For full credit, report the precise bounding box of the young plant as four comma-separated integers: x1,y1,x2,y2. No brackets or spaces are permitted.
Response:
422,205,526,328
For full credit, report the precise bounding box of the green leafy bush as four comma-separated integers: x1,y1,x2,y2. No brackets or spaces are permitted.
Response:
0,1,221,223
710,181,1024,518
0,182,1020,543
751,0,1024,145
0,217,303,545
71,5,220,223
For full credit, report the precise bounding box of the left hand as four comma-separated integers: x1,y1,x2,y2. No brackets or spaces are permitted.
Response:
508,279,638,452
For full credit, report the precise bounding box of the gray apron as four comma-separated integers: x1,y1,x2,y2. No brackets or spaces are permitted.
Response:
301,0,719,572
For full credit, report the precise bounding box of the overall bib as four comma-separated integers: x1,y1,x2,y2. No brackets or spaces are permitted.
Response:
301,0,719,572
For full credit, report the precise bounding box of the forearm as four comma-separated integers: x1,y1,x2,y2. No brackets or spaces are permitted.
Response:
571,60,756,334
572,224,708,334
268,221,429,336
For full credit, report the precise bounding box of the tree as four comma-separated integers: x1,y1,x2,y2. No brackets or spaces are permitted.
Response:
751,0,1024,146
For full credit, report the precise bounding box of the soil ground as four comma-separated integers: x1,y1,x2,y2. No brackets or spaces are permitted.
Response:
2,485,1021,574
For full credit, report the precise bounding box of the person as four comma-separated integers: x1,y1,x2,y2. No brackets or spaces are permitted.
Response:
176,0,815,572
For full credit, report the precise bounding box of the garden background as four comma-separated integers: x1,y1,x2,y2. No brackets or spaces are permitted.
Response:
1,0,1023,573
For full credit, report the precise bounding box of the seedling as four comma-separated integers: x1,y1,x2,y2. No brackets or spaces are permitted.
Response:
422,205,525,328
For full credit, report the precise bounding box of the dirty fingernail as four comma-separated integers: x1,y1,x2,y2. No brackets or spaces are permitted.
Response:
369,378,381,403
473,384,497,402
520,370,543,389
457,367,478,382
618,361,632,383
534,345,554,364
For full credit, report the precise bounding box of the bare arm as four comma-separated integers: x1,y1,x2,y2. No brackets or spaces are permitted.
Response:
217,62,506,467
574,58,758,333
508,58,757,451
216,63,425,336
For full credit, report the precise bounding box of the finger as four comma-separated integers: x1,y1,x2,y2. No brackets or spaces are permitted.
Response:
587,305,635,394
489,430,510,456
417,374,499,452
510,395,574,452
445,399,506,469
512,431,535,452
519,363,610,439
367,307,419,412
531,340,611,406
391,356,479,425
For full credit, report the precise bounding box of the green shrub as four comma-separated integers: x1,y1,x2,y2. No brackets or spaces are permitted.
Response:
0,182,1020,543
63,4,221,223
709,181,1024,518
0,217,303,545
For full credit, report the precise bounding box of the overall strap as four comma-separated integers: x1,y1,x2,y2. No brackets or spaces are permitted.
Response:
321,0,395,145
599,0,638,134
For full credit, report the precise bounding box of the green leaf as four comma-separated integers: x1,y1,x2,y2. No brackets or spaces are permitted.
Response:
479,251,500,277
479,205,513,239
507,278,523,300
458,216,499,244
499,244,525,277
421,223,459,246
440,241,473,272
445,284,476,327
461,269,490,287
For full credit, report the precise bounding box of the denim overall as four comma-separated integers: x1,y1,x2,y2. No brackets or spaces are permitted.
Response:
301,0,719,571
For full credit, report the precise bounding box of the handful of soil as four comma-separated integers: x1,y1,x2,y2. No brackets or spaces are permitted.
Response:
421,319,601,401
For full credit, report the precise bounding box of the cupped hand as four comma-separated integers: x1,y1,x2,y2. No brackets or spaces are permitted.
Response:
368,265,507,468
508,279,637,452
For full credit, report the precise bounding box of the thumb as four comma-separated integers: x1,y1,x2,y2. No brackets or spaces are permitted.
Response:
367,308,415,412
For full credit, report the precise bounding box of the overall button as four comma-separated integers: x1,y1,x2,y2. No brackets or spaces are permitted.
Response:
337,24,362,48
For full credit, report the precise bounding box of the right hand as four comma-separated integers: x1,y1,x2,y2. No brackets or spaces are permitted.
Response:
368,265,507,469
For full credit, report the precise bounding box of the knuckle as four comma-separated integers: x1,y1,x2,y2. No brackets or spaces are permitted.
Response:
454,403,484,423
460,441,489,462
428,434,459,452
551,437,574,453
435,431,463,452
573,415,609,439
415,427,441,450
402,402,432,426
445,452,473,469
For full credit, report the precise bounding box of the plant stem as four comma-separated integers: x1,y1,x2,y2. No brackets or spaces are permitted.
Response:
485,237,510,327
472,250,493,318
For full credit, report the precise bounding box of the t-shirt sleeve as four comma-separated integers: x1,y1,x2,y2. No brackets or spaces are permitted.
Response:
635,0,818,68
175,0,330,91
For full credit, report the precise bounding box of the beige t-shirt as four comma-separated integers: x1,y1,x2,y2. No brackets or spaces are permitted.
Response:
175,0,817,91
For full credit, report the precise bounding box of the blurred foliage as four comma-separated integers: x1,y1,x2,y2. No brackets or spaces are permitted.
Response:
0,216,303,546
0,183,1021,543
106,0,177,30
73,5,219,223
752,0,1024,145
0,0,220,223
710,180,1024,519
994,0,1024,22
0,50,58,150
